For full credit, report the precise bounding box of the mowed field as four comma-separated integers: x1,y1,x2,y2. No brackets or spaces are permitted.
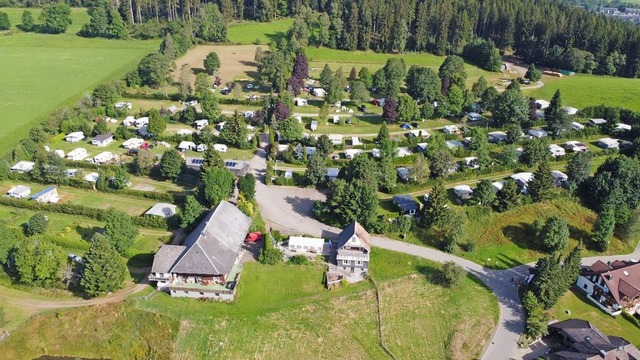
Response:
173,44,261,84
0,8,159,156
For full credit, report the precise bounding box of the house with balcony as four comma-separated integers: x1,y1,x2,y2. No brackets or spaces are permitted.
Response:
576,260,640,316
149,201,252,300
327,222,371,286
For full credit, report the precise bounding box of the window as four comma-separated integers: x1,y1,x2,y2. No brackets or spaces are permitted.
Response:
351,237,357,243
583,284,588,290
184,291,189,294
215,293,220,297
409,209,416,215
199,292,204,296
343,260,351,265
355,261,363,266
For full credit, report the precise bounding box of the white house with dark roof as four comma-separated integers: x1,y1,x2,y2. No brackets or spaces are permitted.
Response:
91,133,114,147
576,260,640,316
149,201,252,300
329,221,371,283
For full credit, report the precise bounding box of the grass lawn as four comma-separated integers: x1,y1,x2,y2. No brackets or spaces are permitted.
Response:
0,8,158,156
525,74,640,112
458,197,638,269
227,19,294,45
548,288,640,346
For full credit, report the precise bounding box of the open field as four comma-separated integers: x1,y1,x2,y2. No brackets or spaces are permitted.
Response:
173,44,261,85
0,8,158,156
525,74,640,111
227,19,294,45
1,7,89,33
549,288,640,345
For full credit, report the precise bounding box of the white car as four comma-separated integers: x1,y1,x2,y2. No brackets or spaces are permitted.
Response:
246,84,254,89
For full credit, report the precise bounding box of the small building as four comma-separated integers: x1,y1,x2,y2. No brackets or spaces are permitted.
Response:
92,133,114,147
177,129,193,136
616,123,632,132
575,260,640,316
277,144,290,153
396,167,410,182
535,99,550,109
294,98,308,106
453,185,473,201
283,170,293,179
194,119,209,130
114,102,132,110
196,144,208,152
312,88,326,97
345,149,363,160
393,195,420,216
332,115,340,124
443,125,460,135
310,120,318,131
571,122,585,131
351,137,362,146
327,134,343,145
185,157,204,171
145,203,178,218
549,144,566,157
84,172,99,183
305,147,316,157
488,131,508,143
216,122,226,131
66,148,88,161
92,151,114,164
122,138,144,149
65,131,85,143
445,140,464,150
467,112,481,121
528,129,548,138
589,118,607,126
396,147,413,158
288,236,324,254
6,185,31,199
548,319,640,359
564,107,579,115
224,160,250,177
597,138,620,150
178,141,197,151
65,169,78,178
416,143,428,153
326,168,339,182
31,186,59,203
408,129,430,138
11,161,35,174
565,141,589,152
213,144,228,152
331,221,370,281
511,172,534,193
463,156,479,169
551,170,568,187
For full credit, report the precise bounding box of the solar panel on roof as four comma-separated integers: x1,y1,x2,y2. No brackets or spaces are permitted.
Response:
225,161,237,167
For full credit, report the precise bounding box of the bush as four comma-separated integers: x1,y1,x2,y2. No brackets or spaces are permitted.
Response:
437,261,466,287
288,255,311,265
24,212,48,236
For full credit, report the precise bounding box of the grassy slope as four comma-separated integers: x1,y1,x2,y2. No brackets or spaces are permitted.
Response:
0,8,158,156
227,19,294,44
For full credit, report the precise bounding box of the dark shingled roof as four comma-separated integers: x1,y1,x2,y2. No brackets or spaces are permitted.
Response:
93,133,113,142
336,221,371,251
549,319,640,360
170,201,252,276
393,194,420,212
151,245,186,273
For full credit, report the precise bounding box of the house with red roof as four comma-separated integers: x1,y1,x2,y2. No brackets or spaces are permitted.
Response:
576,260,640,316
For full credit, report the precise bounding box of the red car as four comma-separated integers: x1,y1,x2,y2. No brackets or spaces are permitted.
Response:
245,232,262,242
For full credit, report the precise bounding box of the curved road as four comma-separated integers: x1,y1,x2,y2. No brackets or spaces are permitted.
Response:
249,147,640,360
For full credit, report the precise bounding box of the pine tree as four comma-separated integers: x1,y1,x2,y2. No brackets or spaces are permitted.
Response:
160,149,183,179
81,234,126,298
545,90,570,136
522,291,549,340
531,255,564,309
562,242,583,290
305,154,326,186
592,207,615,252
423,181,448,227
496,179,521,212
180,195,204,229
529,162,554,202
147,108,166,136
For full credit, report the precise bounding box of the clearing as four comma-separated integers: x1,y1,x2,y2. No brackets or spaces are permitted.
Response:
0,8,158,156
227,19,294,45
173,44,261,86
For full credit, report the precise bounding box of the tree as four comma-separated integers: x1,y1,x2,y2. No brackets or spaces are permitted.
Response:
133,149,154,175
39,2,72,34
0,12,10,30
137,53,170,88
13,240,66,287
314,179,378,229
586,156,640,212
530,255,564,309
325,70,346,104
24,213,48,236
396,94,420,123
538,216,569,253
159,149,183,179
305,154,327,186
237,173,256,201
277,116,303,142
496,179,521,212
180,195,204,229
562,243,583,290
382,96,398,124
194,73,210,99
221,112,249,148
92,118,108,136
480,86,499,110
405,66,441,102
319,64,333,87
379,58,406,96
103,208,138,254
349,67,357,80
110,166,130,190
545,90,570,136
200,91,221,121
522,291,549,340
358,67,373,88
447,85,465,115
471,76,489,97
397,215,412,238
147,109,166,136
203,147,224,171
475,179,496,207
349,81,369,102
316,134,334,157
525,64,542,82
492,89,529,127
81,235,126,297
438,55,467,89
378,156,397,192
422,181,448,227
523,138,550,167
429,149,454,179
529,162,554,202
566,152,591,188
20,10,34,32
592,207,615,252
411,153,429,183
438,261,466,287
177,64,192,101
204,51,221,75
200,167,235,207
273,101,291,123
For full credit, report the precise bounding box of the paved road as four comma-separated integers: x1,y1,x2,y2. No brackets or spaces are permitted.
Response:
249,146,640,360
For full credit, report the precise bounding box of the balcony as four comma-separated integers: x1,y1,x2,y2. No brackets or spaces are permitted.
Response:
148,273,170,282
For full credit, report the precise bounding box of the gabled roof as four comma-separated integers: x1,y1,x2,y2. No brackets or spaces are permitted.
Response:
582,260,640,307
93,133,113,142
549,319,640,359
31,186,56,199
393,195,420,211
151,245,186,273
145,203,178,218
336,221,371,252
170,201,252,276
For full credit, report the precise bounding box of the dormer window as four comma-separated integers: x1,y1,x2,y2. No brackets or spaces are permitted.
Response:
351,237,357,243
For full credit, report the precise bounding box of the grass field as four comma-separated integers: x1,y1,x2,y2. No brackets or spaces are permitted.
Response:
549,288,640,346
0,8,158,156
227,19,294,45
525,74,640,112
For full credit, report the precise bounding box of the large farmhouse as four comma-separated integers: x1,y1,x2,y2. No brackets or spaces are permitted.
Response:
149,201,252,300
327,221,371,285
548,319,640,360
576,260,640,316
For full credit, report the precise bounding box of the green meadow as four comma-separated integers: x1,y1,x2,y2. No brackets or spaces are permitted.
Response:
0,8,158,156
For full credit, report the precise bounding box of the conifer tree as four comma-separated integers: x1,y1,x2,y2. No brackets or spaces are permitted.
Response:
81,234,127,297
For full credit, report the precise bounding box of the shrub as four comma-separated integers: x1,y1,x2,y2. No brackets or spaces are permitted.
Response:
24,212,48,236
437,261,466,287
288,255,311,265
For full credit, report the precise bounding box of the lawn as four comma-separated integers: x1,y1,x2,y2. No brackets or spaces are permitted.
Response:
548,288,640,346
525,74,640,112
227,19,294,45
0,8,159,156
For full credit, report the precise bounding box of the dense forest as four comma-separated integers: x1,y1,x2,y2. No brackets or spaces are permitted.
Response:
2,0,640,77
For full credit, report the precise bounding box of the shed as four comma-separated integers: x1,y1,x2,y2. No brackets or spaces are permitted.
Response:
310,121,318,131
224,160,250,177
184,157,204,171
92,133,114,147
288,236,324,253
453,185,473,200
145,203,178,218
31,186,59,203
393,195,420,216
6,185,31,199
326,168,339,182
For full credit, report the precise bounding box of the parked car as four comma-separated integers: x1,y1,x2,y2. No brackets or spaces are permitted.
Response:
400,123,413,130
246,83,254,90
411,122,420,128
245,231,262,242
220,87,230,95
